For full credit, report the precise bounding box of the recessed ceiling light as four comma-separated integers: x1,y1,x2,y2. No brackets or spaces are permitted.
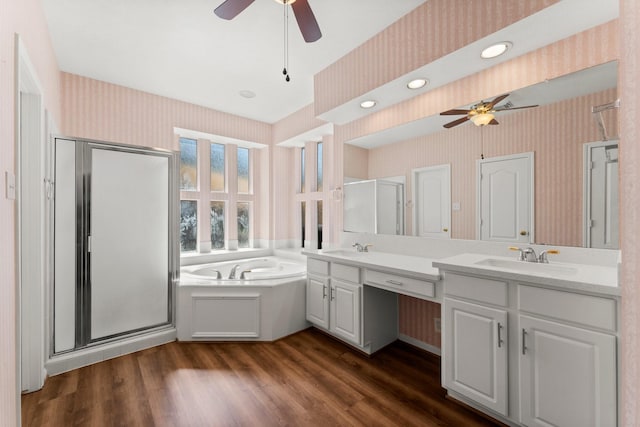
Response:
407,78,428,90
239,90,256,99
480,42,512,59
360,100,377,109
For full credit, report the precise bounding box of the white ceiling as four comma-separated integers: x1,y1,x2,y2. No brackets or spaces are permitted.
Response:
42,0,619,130
42,0,426,124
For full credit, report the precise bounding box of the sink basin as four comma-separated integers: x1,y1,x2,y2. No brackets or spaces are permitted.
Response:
475,258,578,276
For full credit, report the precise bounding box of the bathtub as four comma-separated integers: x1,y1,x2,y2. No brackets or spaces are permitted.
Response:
177,256,309,341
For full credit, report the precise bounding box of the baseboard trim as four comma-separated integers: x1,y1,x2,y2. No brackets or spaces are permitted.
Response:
398,334,441,356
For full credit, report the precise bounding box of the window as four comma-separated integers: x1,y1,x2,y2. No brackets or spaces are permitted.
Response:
237,202,250,248
317,142,323,192
300,147,305,193
317,200,323,249
210,201,225,249
238,147,249,194
210,143,225,192
180,138,254,253
180,200,197,251
180,138,197,190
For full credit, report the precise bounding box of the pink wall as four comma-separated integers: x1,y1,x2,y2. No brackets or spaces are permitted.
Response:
61,73,272,150
0,0,61,424
364,88,618,247
314,0,559,116
620,0,640,424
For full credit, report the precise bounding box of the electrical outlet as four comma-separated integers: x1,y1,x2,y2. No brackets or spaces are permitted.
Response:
434,318,441,333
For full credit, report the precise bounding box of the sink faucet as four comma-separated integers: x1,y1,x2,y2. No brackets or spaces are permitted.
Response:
510,246,559,263
537,249,559,263
352,243,373,252
229,264,241,279
509,246,537,262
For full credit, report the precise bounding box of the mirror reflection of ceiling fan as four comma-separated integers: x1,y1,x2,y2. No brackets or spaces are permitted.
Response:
214,0,322,43
440,94,538,128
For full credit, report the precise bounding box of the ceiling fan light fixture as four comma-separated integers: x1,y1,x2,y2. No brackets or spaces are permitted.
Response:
360,100,377,109
407,78,428,90
470,113,495,126
273,0,296,4
481,42,512,59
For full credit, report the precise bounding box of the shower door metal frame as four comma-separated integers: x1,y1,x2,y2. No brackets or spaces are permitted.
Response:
66,138,178,350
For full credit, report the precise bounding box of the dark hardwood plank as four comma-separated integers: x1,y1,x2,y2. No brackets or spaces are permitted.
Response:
22,328,505,427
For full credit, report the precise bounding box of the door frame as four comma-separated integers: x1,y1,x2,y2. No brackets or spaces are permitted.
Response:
15,34,50,399
476,152,535,243
583,140,619,248
412,164,451,239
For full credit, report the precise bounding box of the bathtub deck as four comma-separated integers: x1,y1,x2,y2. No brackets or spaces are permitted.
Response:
22,328,504,427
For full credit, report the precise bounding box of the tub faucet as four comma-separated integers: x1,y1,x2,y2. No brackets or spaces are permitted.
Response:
229,264,241,279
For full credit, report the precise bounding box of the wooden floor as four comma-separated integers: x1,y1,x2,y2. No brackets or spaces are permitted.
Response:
22,328,504,427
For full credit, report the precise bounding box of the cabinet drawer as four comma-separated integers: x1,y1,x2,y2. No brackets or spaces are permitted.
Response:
364,269,435,299
518,285,617,331
331,263,361,283
444,272,508,307
307,258,329,276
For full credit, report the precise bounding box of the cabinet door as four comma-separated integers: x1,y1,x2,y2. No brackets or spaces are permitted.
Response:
306,275,329,329
330,279,362,346
443,298,508,416
519,315,616,427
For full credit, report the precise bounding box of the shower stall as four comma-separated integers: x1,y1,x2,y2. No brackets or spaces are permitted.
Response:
52,137,178,361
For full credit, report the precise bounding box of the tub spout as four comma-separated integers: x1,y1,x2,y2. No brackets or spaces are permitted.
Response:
229,264,241,279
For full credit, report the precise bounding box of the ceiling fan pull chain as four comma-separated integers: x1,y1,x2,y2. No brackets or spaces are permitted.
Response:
283,3,290,82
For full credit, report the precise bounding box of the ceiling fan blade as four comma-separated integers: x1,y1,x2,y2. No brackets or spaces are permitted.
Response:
443,116,470,129
291,0,322,42
440,109,472,116
489,118,499,125
214,0,255,20
487,94,509,109
494,104,539,111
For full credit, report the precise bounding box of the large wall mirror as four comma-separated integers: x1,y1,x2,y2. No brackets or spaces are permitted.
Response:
343,61,619,249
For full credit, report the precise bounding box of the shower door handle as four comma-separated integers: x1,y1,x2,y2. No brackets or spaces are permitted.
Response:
87,235,92,253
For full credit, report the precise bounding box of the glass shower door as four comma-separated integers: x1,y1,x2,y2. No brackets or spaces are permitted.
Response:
88,145,171,341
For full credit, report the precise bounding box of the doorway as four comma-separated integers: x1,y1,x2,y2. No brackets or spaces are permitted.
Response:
477,153,534,243
412,164,451,239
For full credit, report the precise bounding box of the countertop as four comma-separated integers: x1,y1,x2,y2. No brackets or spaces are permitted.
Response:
302,249,441,281
433,253,620,297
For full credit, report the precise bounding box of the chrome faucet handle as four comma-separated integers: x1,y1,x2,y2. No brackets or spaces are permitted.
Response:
509,246,526,261
537,249,559,263
239,270,252,279
363,244,373,252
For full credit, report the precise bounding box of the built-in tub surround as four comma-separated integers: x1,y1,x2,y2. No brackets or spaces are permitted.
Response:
177,256,308,342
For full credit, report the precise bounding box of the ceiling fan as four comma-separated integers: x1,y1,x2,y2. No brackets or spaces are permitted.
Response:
440,94,538,128
214,0,322,43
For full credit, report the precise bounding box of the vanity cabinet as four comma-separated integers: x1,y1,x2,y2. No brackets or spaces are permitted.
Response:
306,256,398,354
518,285,617,427
440,271,619,427
306,258,362,346
443,298,508,416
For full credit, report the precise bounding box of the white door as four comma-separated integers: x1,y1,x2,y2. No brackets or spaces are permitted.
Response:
443,298,508,416
413,164,451,238
519,315,617,427
478,153,533,243
584,142,619,249
330,279,361,346
306,275,329,329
